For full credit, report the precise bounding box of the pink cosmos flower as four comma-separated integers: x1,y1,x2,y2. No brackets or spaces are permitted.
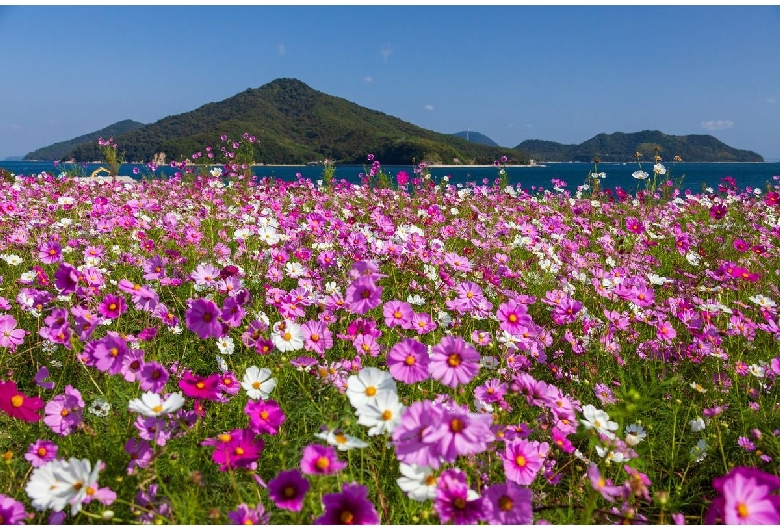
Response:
429,335,480,388
300,444,346,475
0,315,27,350
185,298,223,339
245,399,286,435
301,320,333,355
657,320,677,342
24,439,58,467
98,293,127,320
201,428,265,471
502,438,544,486
382,300,414,329
344,276,383,315
0,380,44,422
387,338,430,384
497,299,532,335
705,467,780,525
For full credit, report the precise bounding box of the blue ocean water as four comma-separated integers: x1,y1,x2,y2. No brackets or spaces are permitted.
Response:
1,160,779,194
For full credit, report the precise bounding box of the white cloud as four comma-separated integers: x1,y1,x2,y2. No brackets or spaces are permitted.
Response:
278,44,285,55
424,104,434,111
700,120,734,131
363,76,373,84
768,97,777,104
380,45,393,62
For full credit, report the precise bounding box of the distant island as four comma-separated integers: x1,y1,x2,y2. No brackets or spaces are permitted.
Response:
514,131,763,163
24,119,145,161
22,79,763,165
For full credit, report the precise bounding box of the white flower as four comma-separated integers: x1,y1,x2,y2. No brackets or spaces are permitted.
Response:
632,170,649,180
285,261,306,278
480,355,498,369
397,463,438,501
748,364,766,378
686,251,701,266
690,382,706,394
315,429,369,451
580,404,619,439
356,392,405,437
653,163,667,175
596,445,627,463
128,392,185,417
241,366,277,400
690,439,708,462
689,417,706,432
270,320,304,352
216,336,235,356
210,167,223,178
215,353,228,372
257,225,280,246
647,273,671,285
234,227,251,240
407,294,425,306
624,423,646,447
26,458,102,515
346,367,397,410
2,254,22,265
88,397,111,417
748,294,776,309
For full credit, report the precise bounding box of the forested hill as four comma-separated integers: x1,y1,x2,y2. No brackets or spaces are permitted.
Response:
59,79,527,165
451,131,500,147
515,130,764,162
24,120,145,161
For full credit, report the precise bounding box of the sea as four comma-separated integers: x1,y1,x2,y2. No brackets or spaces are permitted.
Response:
2,160,779,194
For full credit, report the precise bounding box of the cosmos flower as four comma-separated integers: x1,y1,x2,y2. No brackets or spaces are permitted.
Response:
128,392,185,418
241,366,277,400
429,335,480,388
300,444,346,476
386,338,430,384
0,380,44,423
314,482,380,525
268,469,310,512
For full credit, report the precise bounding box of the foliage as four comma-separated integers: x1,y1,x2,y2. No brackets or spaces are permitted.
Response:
60,79,529,165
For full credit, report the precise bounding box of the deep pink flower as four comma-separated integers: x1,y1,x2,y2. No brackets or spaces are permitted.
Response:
344,276,383,315
24,439,58,467
434,468,485,524
98,293,127,320
300,444,346,475
0,381,44,422
497,299,532,335
178,371,222,401
503,439,544,486
201,428,264,472
429,335,480,388
387,338,430,384
705,467,780,525
245,399,286,435
185,298,223,339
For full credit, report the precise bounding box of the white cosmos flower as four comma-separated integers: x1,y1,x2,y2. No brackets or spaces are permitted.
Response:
406,294,426,306
647,273,672,285
690,417,706,432
314,429,369,451
624,423,647,447
580,404,618,439
210,167,223,178
653,163,667,175
270,320,304,352
216,336,235,356
397,463,438,501
26,458,102,515
257,225,280,245
128,392,185,417
215,353,228,372
691,439,708,462
356,392,405,437
346,367,397,410
241,366,277,400
632,170,649,180
748,294,776,309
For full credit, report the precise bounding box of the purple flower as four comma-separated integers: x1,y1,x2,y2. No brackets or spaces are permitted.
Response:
185,298,223,339
90,333,130,375
227,502,270,525
268,469,310,512
423,407,494,463
125,438,153,473
387,338,430,384
392,400,445,469
98,293,127,320
482,481,533,525
345,276,383,315
53,262,79,294
0,494,27,525
300,444,346,476
705,467,780,525
245,399,286,435
434,468,485,524
43,385,84,436
24,439,58,467
429,335,480,388
33,365,55,390
314,482,380,525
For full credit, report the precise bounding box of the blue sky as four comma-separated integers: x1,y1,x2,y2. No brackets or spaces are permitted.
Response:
1,5,779,160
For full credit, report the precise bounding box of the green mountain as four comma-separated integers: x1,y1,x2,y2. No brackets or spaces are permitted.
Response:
451,131,500,147
24,119,146,161
62,79,527,165
515,131,763,162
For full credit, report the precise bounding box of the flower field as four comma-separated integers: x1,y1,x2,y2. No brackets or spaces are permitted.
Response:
1,147,780,525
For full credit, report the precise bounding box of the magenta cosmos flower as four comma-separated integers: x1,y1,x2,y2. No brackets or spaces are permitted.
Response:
496,299,532,335
434,468,485,524
705,467,780,525
300,444,346,476
503,438,544,486
0,494,27,525
344,276,383,315
244,399,286,435
0,380,44,422
422,407,494,463
387,338,430,384
314,482,380,525
179,370,223,401
201,428,264,472
98,293,127,320
227,502,270,525
429,335,480,388
268,469,310,512
185,298,223,339
482,481,533,525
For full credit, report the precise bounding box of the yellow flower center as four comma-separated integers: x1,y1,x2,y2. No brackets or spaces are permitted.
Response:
447,353,461,367
196,382,205,389
10,395,23,408
340,511,354,524
37,447,47,457
283,332,292,341
498,495,513,511
108,303,117,311
736,502,749,519
152,405,163,413
453,498,466,510
243,519,254,525
335,434,347,444
450,418,464,432
404,355,416,366
260,411,269,420
310,333,319,342
381,410,393,421
218,433,232,442
508,314,517,323
515,455,527,467
283,486,296,499
315,456,330,470
393,311,402,318
365,386,377,397
86,486,96,495
60,408,70,417
252,381,261,389
110,347,119,357
234,447,245,456
424,475,437,486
